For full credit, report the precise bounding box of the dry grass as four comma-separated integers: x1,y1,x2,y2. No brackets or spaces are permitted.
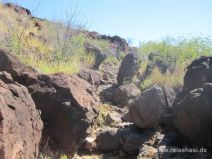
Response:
141,66,184,89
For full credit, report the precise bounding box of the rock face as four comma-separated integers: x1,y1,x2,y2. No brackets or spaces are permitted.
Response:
173,83,212,148
184,56,212,91
124,85,175,129
0,72,43,159
113,83,140,106
117,53,140,85
22,73,99,155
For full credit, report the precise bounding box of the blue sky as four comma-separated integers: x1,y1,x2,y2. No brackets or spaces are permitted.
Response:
6,0,212,45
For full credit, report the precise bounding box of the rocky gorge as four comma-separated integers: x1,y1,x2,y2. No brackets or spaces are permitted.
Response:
0,2,212,159
0,48,212,159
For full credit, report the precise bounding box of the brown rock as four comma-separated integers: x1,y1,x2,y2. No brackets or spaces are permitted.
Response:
23,73,99,155
0,72,43,159
113,83,140,106
78,68,101,86
124,85,175,129
0,49,37,83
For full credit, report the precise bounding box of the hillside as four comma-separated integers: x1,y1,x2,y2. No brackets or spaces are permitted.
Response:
0,2,212,159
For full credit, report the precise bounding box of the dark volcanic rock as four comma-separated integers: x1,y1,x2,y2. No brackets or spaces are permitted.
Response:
173,83,212,148
96,128,121,152
0,49,100,156
117,53,140,85
124,85,176,129
113,83,140,106
22,73,99,155
184,56,212,92
0,72,43,159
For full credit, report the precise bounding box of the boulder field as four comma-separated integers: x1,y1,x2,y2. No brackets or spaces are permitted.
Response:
1,49,212,159
0,49,99,157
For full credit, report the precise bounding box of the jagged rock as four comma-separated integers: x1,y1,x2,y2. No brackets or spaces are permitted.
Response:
0,71,43,159
173,83,212,148
124,85,175,129
84,43,107,69
22,73,99,155
113,83,140,106
96,128,121,152
78,68,101,86
117,53,140,85
183,56,212,92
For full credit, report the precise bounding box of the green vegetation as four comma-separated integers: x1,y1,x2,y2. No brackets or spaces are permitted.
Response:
0,3,111,74
138,36,212,88
0,2,212,88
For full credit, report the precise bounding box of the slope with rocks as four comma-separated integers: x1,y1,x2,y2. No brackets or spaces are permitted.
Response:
0,2,212,159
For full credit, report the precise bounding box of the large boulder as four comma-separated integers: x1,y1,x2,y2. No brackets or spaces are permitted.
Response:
0,50,99,155
173,83,212,148
117,53,140,85
113,83,140,106
96,128,121,152
183,56,212,92
0,72,43,159
22,73,99,155
124,85,176,129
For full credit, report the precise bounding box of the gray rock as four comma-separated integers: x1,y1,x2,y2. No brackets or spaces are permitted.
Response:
124,85,175,129
173,83,212,148
183,56,212,92
117,53,140,85
113,83,140,106
96,128,121,152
